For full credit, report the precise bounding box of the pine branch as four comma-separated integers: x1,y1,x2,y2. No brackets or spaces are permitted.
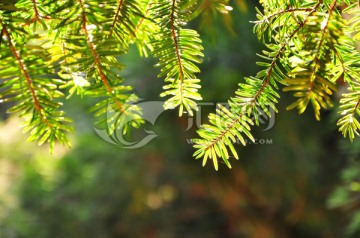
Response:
151,0,203,116
254,7,313,25
254,1,322,43
343,0,360,40
0,18,72,151
79,0,125,114
130,1,157,57
2,24,51,127
2,0,360,159
309,0,337,83
333,11,360,141
170,0,185,88
31,0,40,21
282,1,342,120
192,3,322,170
108,0,143,48
338,82,360,141
16,0,51,26
191,1,350,170
111,0,125,32
54,0,143,134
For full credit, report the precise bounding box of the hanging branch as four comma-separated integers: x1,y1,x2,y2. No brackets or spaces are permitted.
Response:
79,0,125,114
1,24,51,127
0,17,72,151
151,0,204,116
192,1,340,170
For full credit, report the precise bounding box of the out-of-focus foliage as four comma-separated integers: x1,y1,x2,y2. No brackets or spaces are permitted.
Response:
328,158,360,236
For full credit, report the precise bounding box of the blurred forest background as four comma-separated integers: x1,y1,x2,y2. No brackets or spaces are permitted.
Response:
1,0,360,237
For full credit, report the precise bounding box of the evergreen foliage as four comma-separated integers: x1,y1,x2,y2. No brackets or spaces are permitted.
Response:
0,0,209,149
194,0,360,170
1,0,360,170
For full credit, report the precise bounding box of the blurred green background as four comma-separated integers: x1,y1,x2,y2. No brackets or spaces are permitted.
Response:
1,1,360,237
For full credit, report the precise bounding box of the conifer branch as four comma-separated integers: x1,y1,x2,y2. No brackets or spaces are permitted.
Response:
194,16,307,170
1,0,360,161
79,0,125,114
110,0,125,36
152,0,203,116
309,0,337,84
353,99,360,114
170,0,184,101
31,0,40,21
1,23,52,128
193,1,325,170
134,2,151,33
254,7,313,24
303,1,338,119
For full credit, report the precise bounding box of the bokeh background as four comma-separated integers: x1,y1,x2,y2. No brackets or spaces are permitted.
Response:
1,1,360,237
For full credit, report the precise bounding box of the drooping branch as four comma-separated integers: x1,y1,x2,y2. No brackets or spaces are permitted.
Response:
110,0,125,36
0,22,52,128
192,2,326,170
254,7,314,24
203,4,319,153
78,0,125,114
170,0,184,99
309,0,337,85
31,0,40,21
